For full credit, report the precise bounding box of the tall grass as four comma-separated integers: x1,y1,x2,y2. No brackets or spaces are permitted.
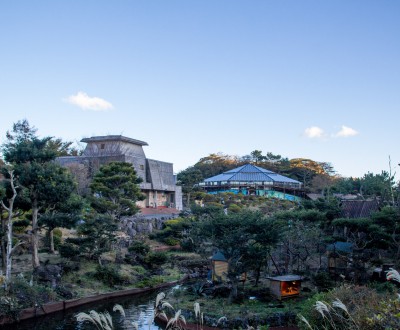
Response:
75,291,221,330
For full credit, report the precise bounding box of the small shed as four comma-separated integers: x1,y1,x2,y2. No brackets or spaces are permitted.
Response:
210,251,228,282
327,242,353,277
268,275,302,300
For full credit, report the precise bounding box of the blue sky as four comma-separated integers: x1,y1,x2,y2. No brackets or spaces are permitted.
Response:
1,1,399,178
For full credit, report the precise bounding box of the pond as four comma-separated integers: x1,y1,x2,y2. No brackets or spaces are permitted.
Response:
0,290,166,330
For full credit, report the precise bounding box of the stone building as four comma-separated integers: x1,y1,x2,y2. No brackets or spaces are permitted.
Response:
57,135,182,211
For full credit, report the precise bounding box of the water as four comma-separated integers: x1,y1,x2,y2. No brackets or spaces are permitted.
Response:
0,291,165,330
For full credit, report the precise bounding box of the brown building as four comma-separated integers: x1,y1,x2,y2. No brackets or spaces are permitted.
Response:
57,135,182,211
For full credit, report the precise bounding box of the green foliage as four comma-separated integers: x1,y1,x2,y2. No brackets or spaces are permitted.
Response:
227,203,241,213
136,276,164,288
0,296,21,320
180,238,195,252
38,193,84,232
12,219,30,233
128,241,150,255
144,251,169,267
152,217,192,247
131,265,147,275
43,228,63,250
89,161,144,221
274,209,327,224
59,242,80,258
193,210,282,288
311,272,335,291
74,215,118,260
298,285,400,330
164,237,180,246
333,207,400,251
8,275,58,309
93,265,126,287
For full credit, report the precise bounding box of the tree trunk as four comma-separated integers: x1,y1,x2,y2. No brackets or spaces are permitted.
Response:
5,205,14,288
187,192,191,208
49,229,55,254
1,215,6,272
32,200,40,268
1,169,18,290
255,263,262,286
228,280,238,304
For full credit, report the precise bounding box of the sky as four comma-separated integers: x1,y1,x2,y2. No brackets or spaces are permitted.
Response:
0,1,399,178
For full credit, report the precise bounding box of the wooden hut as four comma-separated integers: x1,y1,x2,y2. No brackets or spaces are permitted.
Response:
327,242,353,278
268,275,302,300
210,251,228,282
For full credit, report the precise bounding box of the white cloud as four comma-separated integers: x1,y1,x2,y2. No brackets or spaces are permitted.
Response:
64,92,114,111
334,125,359,138
304,126,324,139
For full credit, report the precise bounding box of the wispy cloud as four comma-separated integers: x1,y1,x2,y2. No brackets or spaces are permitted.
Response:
64,92,114,111
304,126,324,139
334,125,359,138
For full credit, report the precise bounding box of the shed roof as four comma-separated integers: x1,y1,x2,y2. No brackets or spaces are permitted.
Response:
210,251,227,261
203,164,301,185
268,275,302,282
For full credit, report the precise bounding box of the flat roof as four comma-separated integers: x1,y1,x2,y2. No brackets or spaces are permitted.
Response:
81,135,148,146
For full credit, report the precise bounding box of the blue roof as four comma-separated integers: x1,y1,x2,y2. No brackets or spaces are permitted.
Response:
203,164,301,185
211,251,227,261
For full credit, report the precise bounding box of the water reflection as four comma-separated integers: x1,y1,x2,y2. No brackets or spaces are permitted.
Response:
0,292,164,330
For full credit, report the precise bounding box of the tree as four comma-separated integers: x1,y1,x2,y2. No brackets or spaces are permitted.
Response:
250,150,265,164
89,162,144,221
289,158,335,191
177,167,203,207
73,162,144,263
2,120,76,268
359,171,395,202
0,167,20,289
38,193,83,253
47,138,81,156
193,210,281,300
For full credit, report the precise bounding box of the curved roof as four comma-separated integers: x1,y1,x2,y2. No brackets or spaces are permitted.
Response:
203,164,301,185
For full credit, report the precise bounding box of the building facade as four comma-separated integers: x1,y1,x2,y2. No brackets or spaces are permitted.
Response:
57,135,182,211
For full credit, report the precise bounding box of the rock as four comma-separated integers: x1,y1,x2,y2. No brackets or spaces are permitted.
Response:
33,264,62,287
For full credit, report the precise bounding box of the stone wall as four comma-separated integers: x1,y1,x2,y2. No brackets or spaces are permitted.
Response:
120,214,179,238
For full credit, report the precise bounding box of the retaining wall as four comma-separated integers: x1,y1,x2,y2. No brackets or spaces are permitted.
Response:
0,279,182,325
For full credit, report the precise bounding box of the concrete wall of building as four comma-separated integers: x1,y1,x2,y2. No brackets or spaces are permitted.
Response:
146,159,175,190
125,155,147,182
82,140,146,158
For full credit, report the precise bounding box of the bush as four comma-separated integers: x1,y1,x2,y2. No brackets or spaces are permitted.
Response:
128,241,150,256
207,202,224,208
136,276,164,288
13,219,30,234
180,238,195,252
59,243,80,258
164,237,180,246
145,252,168,267
8,276,57,309
93,265,126,287
297,285,398,330
228,203,241,213
312,271,334,291
131,265,147,275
